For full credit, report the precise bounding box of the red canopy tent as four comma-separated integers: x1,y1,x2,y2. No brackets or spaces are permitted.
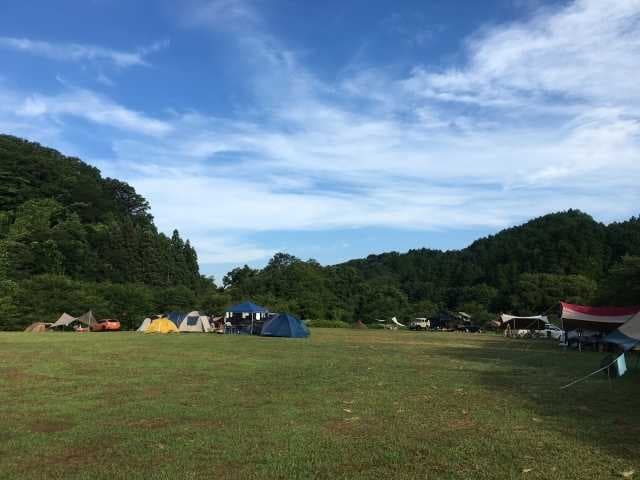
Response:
560,302,640,332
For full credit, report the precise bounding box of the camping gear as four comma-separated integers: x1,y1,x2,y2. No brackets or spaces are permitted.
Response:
353,320,368,329
24,322,51,332
211,316,225,333
561,353,628,390
50,312,77,329
560,302,640,332
178,311,212,332
604,311,640,351
261,313,310,338
145,317,179,334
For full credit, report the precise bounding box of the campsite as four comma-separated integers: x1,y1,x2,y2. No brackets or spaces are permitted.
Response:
1,329,639,479
2,0,640,477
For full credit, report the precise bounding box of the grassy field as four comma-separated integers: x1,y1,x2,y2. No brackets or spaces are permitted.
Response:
1,329,638,479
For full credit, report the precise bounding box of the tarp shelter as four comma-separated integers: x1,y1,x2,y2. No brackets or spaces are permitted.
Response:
605,311,640,351
50,312,77,328
76,311,96,327
500,314,549,330
24,322,51,332
261,313,310,338
561,302,640,332
353,320,368,329
226,301,269,315
179,311,212,332
145,317,179,334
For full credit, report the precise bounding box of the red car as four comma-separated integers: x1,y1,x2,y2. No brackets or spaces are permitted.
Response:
91,319,121,332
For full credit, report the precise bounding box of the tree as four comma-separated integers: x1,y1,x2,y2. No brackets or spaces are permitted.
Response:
597,256,640,306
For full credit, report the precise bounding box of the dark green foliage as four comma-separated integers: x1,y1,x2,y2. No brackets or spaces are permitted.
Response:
596,255,640,306
223,210,640,325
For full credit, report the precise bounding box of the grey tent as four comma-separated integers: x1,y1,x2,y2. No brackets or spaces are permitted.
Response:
605,311,640,351
50,312,77,328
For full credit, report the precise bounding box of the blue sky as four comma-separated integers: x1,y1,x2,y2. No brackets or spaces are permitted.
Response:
1,0,639,282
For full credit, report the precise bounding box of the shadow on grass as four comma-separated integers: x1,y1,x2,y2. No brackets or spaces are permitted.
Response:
437,336,640,463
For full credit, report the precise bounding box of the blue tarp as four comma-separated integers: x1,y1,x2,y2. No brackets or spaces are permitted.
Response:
226,301,269,314
261,313,310,338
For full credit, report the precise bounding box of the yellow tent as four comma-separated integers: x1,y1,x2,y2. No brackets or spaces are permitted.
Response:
145,317,179,334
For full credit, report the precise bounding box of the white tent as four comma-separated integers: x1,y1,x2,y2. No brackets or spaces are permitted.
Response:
137,318,151,332
178,311,212,332
50,312,77,328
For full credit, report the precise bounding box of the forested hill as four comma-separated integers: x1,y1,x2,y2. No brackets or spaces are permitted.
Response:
0,134,213,329
0,134,201,286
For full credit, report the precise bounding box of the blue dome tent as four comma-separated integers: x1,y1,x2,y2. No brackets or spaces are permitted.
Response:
261,313,310,338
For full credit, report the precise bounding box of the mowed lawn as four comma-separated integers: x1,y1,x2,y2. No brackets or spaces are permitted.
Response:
1,330,639,479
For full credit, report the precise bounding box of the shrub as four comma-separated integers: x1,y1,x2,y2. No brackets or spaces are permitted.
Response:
305,319,350,328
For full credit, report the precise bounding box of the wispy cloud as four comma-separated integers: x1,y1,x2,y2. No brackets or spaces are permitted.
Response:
16,88,172,136
0,37,169,68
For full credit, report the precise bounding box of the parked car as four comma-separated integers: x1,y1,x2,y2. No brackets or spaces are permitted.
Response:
409,318,429,331
91,319,121,332
510,324,565,340
540,324,565,341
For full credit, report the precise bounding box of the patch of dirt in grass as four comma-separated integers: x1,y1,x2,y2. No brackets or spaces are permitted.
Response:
17,447,102,476
188,418,225,429
29,420,73,433
130,418,173,429
447,417,477,430
143,387,164,398
1,368,49,383
324,417,384,440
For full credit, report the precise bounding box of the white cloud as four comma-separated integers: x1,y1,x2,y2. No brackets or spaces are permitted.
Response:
404,0,640,108
16,89,173,136
0,37,168,68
